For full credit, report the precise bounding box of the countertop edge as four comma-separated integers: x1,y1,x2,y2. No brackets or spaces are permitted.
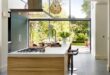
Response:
8,54,66,57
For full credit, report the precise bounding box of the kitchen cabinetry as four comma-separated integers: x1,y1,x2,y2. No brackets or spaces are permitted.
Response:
8,44,70,75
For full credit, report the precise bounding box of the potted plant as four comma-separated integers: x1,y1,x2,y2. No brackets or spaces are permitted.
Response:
59,31,70,44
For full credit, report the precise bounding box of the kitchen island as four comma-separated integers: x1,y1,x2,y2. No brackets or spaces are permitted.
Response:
8,44,71,75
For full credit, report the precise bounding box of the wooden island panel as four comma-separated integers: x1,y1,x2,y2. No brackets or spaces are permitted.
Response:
8,57,66,75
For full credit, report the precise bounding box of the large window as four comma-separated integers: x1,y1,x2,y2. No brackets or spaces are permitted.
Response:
29,0,91,48
71,0,86,18
70,21,91,45
29,21,49,47
42,0,91,19
29,21,70,47
29,20,91,45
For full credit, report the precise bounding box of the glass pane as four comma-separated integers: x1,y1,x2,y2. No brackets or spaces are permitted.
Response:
29,21,70,47
71,0,91,18
42,0,49,14
70,21,90,46
29,21,49,48
49,0,69,18
50,21,70,42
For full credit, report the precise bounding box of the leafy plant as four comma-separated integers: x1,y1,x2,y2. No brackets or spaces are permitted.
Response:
59,31,70,38
48,28,56,38
82,0,91,17
74,33,88,43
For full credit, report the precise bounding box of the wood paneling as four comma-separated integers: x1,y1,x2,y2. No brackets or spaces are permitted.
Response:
8,70,64,75
28,0,42,9
8,57,65,75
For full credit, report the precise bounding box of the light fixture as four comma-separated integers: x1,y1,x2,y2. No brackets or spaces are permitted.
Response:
49,0,62,14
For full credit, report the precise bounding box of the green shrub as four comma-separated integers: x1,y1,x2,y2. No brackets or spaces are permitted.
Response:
74,33,87,43
59,31,70,38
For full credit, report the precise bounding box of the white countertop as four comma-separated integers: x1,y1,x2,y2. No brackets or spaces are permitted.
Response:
8,43,71,57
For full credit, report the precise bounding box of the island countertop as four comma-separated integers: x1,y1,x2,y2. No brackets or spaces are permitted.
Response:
8,43,71,57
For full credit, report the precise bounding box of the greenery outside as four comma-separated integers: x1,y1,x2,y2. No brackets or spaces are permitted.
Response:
29,0,91,47
59,31,70,39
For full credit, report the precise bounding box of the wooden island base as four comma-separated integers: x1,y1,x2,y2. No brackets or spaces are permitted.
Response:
8,56,68,75
8,43,71,75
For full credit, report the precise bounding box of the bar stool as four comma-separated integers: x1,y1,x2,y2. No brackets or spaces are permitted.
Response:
68,48,79,75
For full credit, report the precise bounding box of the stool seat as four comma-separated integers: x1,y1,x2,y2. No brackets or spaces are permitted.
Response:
71,48,79,55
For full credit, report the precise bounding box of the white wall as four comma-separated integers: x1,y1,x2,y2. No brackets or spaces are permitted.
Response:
0,0,2,71
91,1,96,57
95,1,108,59
0,0,8,74
108,0,110,71
8,0,27,10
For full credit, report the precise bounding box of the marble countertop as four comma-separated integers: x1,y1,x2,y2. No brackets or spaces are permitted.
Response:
8,44,70,57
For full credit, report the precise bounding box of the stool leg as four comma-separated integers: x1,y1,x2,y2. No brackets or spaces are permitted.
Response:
71,55,73,75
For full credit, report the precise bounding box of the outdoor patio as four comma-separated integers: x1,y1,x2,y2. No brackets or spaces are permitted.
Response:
71,45,90,53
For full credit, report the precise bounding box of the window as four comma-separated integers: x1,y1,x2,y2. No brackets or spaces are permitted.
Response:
29,21,70,47
29,21,49,47
71,0,86,18
42,0,91,19
28,0,91,47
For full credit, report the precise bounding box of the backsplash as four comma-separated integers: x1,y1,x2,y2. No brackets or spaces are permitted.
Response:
10,12,28,52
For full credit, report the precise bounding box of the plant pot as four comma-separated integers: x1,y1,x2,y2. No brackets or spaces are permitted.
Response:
62,38,67,44
85,40,88,47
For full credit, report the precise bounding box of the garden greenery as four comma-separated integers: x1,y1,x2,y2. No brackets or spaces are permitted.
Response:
59,31,70,38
